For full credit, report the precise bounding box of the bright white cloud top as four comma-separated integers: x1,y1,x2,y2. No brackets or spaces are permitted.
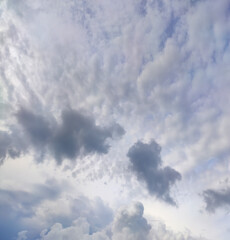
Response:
0,0,230,239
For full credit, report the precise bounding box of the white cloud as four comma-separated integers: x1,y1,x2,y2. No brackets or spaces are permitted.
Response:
39,218,109,240
112,202,151,240
35,202,206,240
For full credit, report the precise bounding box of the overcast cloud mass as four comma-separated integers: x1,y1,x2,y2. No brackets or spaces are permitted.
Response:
0,0,230,239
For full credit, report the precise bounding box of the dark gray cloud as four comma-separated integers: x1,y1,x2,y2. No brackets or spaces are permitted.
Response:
16,108,53,147
14,107,125,164
203,188,230,213
52,109,124,164
127,140,181,205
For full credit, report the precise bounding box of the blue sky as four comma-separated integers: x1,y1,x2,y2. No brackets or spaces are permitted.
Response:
1,0,230,239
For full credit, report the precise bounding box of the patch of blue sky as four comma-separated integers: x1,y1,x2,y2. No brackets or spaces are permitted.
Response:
194,158,219,175
159,14,179,50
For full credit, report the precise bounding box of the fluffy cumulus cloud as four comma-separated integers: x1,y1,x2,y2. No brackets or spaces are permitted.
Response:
17,202,204,240
0,179,113,240
112,202,151,240
16,196,113,240
36,218,110,240
127,140,181,205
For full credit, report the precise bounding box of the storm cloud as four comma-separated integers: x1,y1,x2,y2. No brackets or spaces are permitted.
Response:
15,107,125,164
127,140,181,205
203,188,230,213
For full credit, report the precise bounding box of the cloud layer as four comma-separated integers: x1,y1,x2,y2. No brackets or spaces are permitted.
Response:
1,0,230,239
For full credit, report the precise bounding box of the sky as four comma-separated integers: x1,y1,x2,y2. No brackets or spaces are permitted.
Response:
0,0,230,239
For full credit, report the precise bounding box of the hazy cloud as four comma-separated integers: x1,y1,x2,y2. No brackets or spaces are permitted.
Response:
127,140,181,205
150,222,207,240
17,230,28,240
